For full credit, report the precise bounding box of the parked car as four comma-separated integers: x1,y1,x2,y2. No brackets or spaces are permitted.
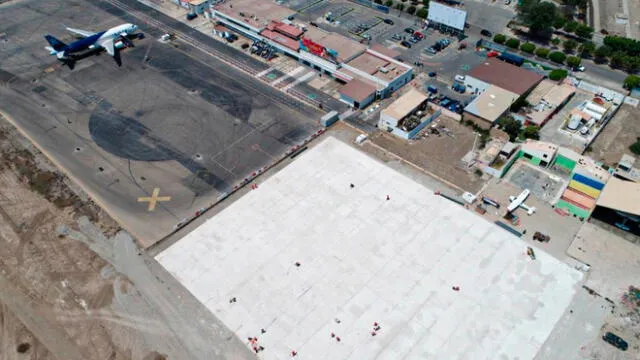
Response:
391,33,403,41
425,47,437,55
452,83,465,93
480,29,493,37
404,27,415,34
427,85,438,93
384,18,394,25
400,40,412,48
413,31,424,39
186,13,197,20
409,37,419,44
454,74,465,82
428,72,437,77
602,332,628,351
573,65,585,72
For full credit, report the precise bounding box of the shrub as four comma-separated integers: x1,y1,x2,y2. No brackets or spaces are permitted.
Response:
631,140,640,155
407,5,416,14
623,74,640,89
563,39,578,52
506,38,521,49
535,47,550,58
566,56,581,68
551,38,561,45
564,21,579,33
520,42,536,53
385,0,393,6
575,24,594,39
595,45,612,58
548,51,567,63
416,8,428,18
548,69,568,80
493,34,507,44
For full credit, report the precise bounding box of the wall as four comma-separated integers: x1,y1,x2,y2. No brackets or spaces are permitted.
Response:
553,153,577,172
340,92,375,109
463,112,492,129
389,110,441,140
379,111,399,129
591,206,640,237
384,69,413,97
428,103,462,121
555,199,591,219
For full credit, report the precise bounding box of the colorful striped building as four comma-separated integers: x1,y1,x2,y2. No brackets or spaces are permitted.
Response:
554,156,610,219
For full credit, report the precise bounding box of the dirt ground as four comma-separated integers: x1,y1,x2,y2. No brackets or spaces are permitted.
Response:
0,116,255,360
589,104,640,167
370,116,486,193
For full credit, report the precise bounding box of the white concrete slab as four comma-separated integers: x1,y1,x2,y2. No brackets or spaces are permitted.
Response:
156,136,584,360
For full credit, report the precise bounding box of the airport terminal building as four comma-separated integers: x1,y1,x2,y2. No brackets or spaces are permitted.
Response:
212,0,413,109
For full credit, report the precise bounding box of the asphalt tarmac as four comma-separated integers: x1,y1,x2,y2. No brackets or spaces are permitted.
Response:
0,0,323,246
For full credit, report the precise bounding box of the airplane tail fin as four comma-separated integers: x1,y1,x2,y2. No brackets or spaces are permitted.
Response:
44,35,67,51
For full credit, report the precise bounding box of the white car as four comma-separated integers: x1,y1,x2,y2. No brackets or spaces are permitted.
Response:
574,65,585,72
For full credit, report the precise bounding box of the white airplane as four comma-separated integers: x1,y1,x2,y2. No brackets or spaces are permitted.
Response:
508,189,536,215
45,23,139,65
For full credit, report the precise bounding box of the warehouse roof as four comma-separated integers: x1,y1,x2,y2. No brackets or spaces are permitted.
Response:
339,78,377,103
596,177,640,215
214,0,296,30
303,26,366,62
464,85,519,123
468,58,544,95
381,88,427,121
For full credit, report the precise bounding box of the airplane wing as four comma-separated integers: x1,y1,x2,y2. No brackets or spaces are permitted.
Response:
66,27,95,38
99,38,115,56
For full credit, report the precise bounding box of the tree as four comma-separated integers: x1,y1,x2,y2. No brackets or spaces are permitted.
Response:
567,56,582,68
622,56,640,73
497,116,522,142
416,8,428,18
553,15,566,29
563,21,579,33
493,34,507,44
563,39,578,52
594,45,612,58
520,125,540,140
578,41,596,57
575,24,594,39
407,5,416,14
506,38,521,49
535,47,550,58
623,75,640,89
548,69,568,80
374,0,382,3
520,42,536,54
631,140,640,155
519,0,557,38
385,0,393,6
609,51,626,68
423,0,430,4
548,51,567,63
604,35,640,56
395,3,405,10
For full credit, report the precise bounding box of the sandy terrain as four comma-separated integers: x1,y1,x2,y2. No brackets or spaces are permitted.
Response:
589,104,640,167
0,117,255,360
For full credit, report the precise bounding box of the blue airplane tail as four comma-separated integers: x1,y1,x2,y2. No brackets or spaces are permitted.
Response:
44,35,67,51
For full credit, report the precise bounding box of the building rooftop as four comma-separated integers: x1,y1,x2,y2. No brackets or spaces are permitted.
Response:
615,154,640,182
556,146,581,162
521,140,558,163
346,50,410,83
574,156,610,182
269,20,304,39
527,80,576,107
338,78,377,103
380,88,428,122
156,136,582,360
369,43,401,59
468,58,544,95
303,26,366,63
596,177,640,215
261,29,300,50
464,85,519,123
214,0,296,30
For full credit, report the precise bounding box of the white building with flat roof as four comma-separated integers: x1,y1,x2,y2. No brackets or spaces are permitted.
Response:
156,136,583,360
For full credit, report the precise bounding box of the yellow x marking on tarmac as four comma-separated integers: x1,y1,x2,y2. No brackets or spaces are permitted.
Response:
137,187,171,212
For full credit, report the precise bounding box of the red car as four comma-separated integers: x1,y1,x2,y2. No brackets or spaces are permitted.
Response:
413,31,424,39
487,50,499,57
